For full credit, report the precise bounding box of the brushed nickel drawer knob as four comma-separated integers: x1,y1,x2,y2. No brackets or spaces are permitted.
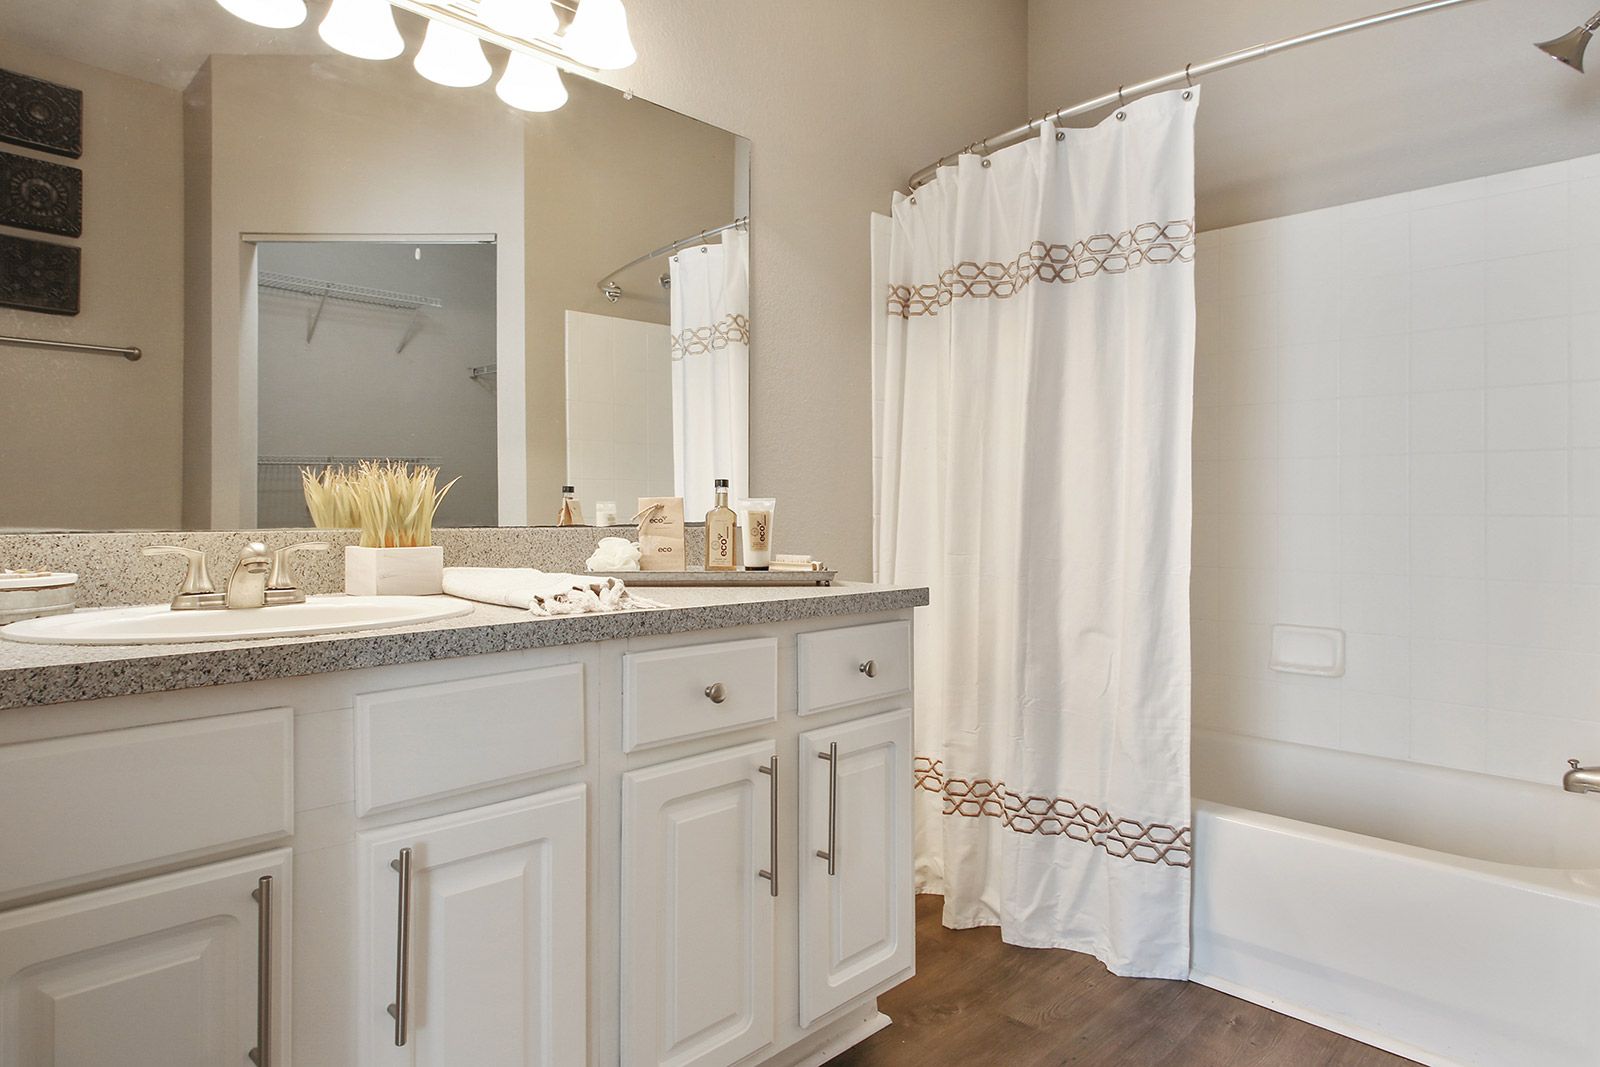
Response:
859,660,877,678
705,683,727,703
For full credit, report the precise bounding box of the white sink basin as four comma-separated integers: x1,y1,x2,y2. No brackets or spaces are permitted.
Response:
0,595,474,645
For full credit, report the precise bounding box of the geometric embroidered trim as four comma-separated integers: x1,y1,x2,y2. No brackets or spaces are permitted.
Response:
671,312,751,357
887,219,1196,319
914,756,1192,867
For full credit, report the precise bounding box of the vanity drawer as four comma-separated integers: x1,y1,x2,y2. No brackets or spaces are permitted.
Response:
798,620,912,715
0,707,294,903
624,637,778,751
355,664,585,816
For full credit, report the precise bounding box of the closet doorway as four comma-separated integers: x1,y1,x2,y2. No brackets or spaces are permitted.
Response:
253,239,499,528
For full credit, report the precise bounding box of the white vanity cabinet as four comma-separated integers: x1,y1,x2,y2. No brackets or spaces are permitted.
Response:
617,618,916,1067
0,599,920,1067
622,741,778,1067
0,849,291,1067
797,709,915,1028
356,785,587,1066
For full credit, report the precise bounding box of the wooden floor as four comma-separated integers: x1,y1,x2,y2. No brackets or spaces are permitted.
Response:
825,895,1418,1067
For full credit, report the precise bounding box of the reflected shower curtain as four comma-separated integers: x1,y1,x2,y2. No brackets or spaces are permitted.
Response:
878,88,1198,978
670,229,750,516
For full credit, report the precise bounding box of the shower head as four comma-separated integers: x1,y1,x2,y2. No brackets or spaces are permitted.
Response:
1536,11,1600,72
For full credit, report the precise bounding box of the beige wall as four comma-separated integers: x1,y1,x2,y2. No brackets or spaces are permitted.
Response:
0,40,183,530
1027,0,1600,230
587,0,1031,579
184,52,526,527
522,78,737,517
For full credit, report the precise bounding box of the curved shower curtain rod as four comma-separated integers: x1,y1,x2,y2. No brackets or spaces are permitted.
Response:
906,0,1488,191
598,216,750,302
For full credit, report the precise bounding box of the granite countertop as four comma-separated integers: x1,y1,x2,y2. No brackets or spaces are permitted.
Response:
0,582,929,711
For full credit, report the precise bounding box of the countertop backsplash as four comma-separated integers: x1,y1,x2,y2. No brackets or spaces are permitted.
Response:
0,526,706,608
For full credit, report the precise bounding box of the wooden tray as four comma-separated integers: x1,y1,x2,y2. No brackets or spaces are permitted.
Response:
589,569,836,587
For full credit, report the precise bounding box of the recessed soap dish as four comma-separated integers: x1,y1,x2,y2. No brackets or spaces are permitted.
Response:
1268,624,1345,677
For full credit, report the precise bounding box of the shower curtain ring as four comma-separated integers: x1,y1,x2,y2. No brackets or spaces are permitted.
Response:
1185,64,1194,87
1118,85,1126,107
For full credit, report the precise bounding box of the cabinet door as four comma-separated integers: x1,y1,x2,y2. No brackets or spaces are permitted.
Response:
622,741,777,1067
357,785,587,1067
0,849,291,1067
797,708,914,1027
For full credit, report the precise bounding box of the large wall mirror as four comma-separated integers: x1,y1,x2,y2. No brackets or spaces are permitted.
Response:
0,0,750,532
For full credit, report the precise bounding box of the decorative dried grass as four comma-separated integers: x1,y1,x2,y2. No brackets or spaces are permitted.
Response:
301,461,459,548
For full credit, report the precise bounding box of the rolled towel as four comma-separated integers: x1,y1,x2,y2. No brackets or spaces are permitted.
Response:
442,566,665,617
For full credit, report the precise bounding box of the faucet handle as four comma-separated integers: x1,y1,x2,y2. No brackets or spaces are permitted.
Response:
141,545,215,595
1574,759,1584,770
269,541,331,591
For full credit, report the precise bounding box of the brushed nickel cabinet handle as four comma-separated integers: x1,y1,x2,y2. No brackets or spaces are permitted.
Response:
387,848,413,1047
248,875,272,1067
859,660,878,678
757,756,779,897
705,683,727,703
815,742,839,876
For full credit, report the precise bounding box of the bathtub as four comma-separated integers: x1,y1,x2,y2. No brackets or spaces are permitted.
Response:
1190,728,1600,1067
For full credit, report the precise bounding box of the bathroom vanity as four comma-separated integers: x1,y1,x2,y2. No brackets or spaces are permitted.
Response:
0,582,927,1067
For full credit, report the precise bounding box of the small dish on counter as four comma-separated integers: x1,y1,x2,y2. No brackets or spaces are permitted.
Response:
0,570,78,625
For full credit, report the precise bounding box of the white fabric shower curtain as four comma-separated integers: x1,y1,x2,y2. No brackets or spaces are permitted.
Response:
878,88,1198,978
670,229,751,517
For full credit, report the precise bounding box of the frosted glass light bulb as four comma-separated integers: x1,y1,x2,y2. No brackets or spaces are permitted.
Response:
562,0,636,70
319,0,404,60
477,0,558,40
496,52,568,112
215,0,307,29
413,20,493,87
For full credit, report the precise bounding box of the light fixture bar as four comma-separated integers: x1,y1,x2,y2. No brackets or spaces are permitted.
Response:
387,0,601,75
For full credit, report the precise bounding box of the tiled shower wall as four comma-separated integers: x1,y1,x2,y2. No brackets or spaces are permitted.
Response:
564,310,676,522
1193,152,1600,785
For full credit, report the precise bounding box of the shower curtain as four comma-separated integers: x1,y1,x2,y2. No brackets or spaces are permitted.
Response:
670,229,750,516
878,88,1198,978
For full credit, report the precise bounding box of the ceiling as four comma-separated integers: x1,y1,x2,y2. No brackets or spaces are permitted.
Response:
4,0,351,89
1027,0,1600,229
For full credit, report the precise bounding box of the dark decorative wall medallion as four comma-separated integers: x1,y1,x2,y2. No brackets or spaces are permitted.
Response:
0,68,82,159
0,151,82,237
0,234,80,315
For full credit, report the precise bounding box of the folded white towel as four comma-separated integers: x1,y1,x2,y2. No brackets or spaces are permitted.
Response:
442,567,665,617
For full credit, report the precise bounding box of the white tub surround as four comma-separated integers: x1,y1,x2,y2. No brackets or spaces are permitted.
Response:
0,582,925,1067
879,88,1198,977
1191,728,1600,1067
1193,150,1600,784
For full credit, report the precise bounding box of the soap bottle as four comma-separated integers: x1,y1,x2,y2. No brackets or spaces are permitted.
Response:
557,485,585,526
705,479,737,571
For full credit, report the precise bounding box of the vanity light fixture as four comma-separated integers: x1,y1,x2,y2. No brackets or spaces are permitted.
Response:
561,0,637,70
413,19,493,87
496,52,569,112
214,0,307,29
478,0,559,41
319,0,405,61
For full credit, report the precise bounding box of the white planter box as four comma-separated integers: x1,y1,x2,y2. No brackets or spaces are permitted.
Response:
344,546,444,596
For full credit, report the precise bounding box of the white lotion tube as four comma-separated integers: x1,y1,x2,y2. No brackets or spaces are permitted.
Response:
737,498,776,569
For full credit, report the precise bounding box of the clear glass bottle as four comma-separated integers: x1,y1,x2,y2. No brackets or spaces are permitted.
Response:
704,478,737,570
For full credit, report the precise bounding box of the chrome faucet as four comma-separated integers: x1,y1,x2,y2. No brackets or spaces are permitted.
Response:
225,542,273,609
1564,760,1600,794
144,540,330,611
